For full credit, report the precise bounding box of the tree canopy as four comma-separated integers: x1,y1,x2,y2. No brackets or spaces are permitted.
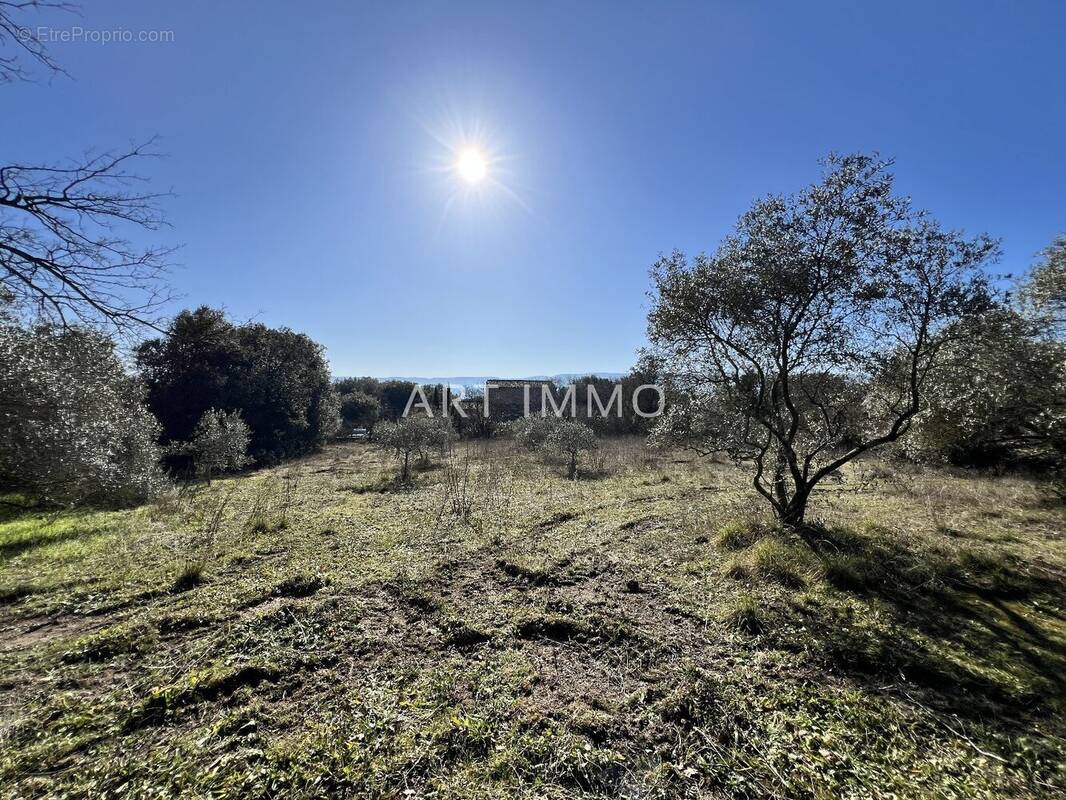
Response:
0,320,165,505
647,153,997,527
137,307,339,463
339,391,381,432
375,416,456,481
1022,235,1066,337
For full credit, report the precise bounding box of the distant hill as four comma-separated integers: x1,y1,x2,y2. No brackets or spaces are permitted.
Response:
335,372,626,387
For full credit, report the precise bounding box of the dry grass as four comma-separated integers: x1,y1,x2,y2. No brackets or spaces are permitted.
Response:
0,440,1063,798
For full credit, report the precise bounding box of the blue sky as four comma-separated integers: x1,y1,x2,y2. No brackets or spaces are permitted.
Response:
6,1,1065,376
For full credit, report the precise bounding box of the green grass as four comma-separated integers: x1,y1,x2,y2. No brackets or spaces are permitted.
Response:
724,534,820,588
723,591,763,634
0,441,1064,798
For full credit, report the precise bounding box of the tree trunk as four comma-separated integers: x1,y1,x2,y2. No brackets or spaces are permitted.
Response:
772,451,790,511
402,451,410,482
779,488,809,528
568,452,577,480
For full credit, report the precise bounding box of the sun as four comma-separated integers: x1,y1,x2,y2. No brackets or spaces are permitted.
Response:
455,147,487,183
419,114,530,216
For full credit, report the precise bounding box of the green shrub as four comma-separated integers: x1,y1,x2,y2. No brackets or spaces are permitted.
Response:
185,409,250,480
0,323,166,506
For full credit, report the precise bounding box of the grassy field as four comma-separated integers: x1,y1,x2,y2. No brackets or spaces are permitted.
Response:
1,439,1064,799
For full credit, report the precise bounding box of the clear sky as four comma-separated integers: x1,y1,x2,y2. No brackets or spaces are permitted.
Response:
6,1,1065,377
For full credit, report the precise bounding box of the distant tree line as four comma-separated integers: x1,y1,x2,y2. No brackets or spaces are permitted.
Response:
333,377,428,434
405,372,663,440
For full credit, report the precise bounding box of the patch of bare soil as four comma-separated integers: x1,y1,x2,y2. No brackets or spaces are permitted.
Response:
0,613,107,654
306,533,732,733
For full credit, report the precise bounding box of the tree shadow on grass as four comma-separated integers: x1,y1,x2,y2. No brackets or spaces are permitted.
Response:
782,524,1066,719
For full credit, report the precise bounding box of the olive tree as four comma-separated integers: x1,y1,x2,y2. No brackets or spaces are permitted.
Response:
0,321,166,505
187,409,250,481
375,416,456,481
339,391,380,433
900,309,1066,466
501,416,598,478
502,415,559,451
1022,235,1066,337
544,420,598,479
647,154,996,529
899,238,1066,468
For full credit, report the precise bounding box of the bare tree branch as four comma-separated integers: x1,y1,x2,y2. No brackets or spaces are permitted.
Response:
0,139,177,333
0,0,77,84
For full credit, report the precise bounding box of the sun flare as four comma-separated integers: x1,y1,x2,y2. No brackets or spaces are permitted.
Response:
420,113,530,217
456,147,487,183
